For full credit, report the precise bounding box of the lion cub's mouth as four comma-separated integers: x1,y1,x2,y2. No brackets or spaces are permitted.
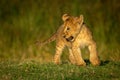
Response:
66,36,74,42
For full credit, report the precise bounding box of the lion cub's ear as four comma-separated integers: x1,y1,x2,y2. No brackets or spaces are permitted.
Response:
78,15,84,25
62,14,70,21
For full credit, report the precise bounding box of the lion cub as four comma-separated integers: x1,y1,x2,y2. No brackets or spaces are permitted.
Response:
36,14,100,66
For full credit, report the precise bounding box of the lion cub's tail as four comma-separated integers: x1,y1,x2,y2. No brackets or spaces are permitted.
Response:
35,33,57,46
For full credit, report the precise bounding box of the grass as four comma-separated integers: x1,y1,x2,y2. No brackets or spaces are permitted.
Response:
0,60,120,80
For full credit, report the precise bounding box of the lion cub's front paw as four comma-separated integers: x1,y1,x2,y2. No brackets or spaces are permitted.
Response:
77,62,86,66
54,59,61,65
90,58,101,66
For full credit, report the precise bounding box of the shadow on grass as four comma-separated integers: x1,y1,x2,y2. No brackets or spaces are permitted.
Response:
62,59,110,66
85,59,110,66
100,60,110,66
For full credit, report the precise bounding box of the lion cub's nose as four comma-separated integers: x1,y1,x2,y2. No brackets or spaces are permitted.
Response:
63,35,66,38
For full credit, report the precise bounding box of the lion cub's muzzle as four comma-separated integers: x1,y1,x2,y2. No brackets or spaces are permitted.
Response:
63,35,74,42
66,36,74,42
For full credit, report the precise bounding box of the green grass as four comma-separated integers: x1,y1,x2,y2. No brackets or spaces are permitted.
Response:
0,60,120,80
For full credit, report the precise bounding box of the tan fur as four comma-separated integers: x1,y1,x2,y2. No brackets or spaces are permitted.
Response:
36,14,100,66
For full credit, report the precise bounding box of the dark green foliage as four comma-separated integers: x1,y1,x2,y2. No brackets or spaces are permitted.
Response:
0,0,120,61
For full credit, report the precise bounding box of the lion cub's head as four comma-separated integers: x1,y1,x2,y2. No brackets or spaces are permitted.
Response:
62,14,84,42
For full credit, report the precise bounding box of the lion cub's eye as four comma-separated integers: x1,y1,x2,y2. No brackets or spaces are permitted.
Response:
67,27,70,30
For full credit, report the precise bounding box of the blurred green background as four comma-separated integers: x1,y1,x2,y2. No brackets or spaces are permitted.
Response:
0,0,120,62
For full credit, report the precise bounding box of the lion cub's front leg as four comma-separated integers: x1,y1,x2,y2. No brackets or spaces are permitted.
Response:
69,48,76,64
88,41,100,66
72,46,86,66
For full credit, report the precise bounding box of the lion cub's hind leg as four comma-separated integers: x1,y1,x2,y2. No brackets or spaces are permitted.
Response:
54,42,65,65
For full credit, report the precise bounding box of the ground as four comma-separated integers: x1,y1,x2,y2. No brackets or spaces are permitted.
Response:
0,60,120,80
